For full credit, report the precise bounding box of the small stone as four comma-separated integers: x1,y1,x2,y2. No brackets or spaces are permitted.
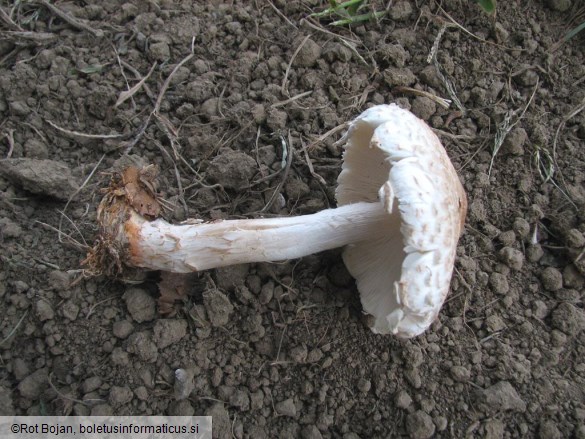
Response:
540,267,563,291
203,289,234,327
0,218,22,238
24,138,48,159
205,403,230,438
110,347,130,366
380,43,408,67
538,421,561,439
516,69,539,87
411,96,436,120
149,41,170,61
18,368,48,399
307,348,324,364
533,300,549,319
551,302,585,334
404,368,422,389
123,288,156,322
35,299,54,321
566,229,585,248
450,366,471,382
81,377,102,394
390,1,413,21
108,386,133,408
406,410,435,439
357,378,371,393
48,270,70,291
229,389,250,411
512,218,531,239
11,359,30,380
498,231,516,246
301,425,323,439
527,245,544,262
61,300,79,321
250,390,264,410
486,315,506,332
206,149,257,191
275,398,297,417
285,179,310,200
499,247,524,270
434,416,448,432
477,381,526,413
0,158,79,200
489,272,509,295
502,127,528,156
258,281,274,305
174,368,195,400
293,37,321,67
289,345,307,363
395,390,412,409
550,329,567,347
484,418,505,439
383,67,416,87
112,320,134,339
153,319,187,349
266,108,288,131
214,265,248,291
563,265,584,289
126,331,158,363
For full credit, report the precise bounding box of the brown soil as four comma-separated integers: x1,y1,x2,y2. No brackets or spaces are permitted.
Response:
1,1,584,438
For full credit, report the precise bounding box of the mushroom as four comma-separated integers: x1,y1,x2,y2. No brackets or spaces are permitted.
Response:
87,104,467,338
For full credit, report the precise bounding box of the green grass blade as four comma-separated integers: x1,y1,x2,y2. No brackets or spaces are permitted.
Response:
310,0,365,18
472,0,496,13
564,21,585,42
330,10,385,26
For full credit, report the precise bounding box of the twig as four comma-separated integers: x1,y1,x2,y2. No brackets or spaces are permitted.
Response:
300,18,370,66
48,373,104,406
0,310,28,346
488,79,538,175
32,0,104,37
57,154,105,249
260,134,293,213
271,91,313,108
4,128,15,158
300,18,361,44
125,38,195,154
550,96,585,209
119,59,156,102
86,295,117,319
300,138,327,185
393,86,451,109
154,47,194,113
0,30,57,44
115,61,157,108
266,0,298,29
282,35,311,95
46,120,122,139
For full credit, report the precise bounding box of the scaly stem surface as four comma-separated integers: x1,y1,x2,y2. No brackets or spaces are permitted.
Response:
126,201,390,272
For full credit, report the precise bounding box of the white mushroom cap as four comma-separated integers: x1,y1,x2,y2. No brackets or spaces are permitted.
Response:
336,104,467,338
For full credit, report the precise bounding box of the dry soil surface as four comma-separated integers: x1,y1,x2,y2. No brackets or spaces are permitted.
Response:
1,1,585,438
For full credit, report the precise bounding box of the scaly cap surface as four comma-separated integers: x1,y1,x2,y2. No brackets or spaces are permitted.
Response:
337,104,467,338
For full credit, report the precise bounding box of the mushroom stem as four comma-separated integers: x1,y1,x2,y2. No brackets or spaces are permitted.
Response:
125,201,391,273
